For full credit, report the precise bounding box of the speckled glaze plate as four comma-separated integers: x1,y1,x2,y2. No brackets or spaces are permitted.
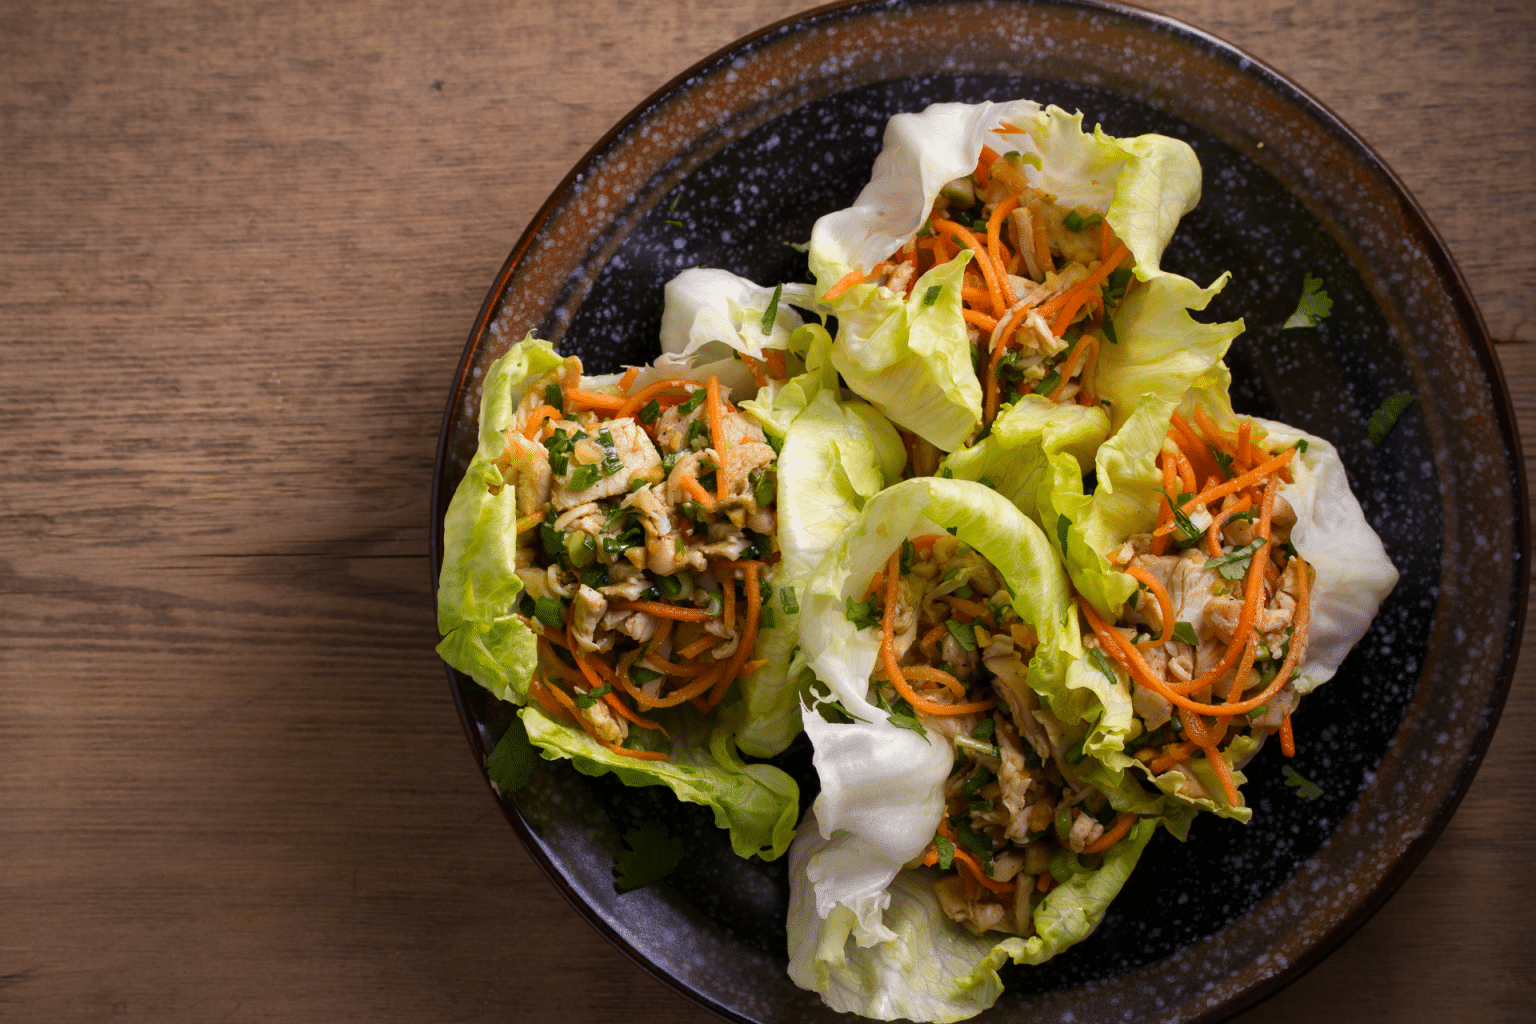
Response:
429,2,1526,1021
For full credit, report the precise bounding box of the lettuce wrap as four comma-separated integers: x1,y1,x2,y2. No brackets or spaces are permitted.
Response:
806,99,1211,453
1036,373,1398,819
788,477,1182,1020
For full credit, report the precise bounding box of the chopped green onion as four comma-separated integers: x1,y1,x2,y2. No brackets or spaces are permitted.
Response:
533,597,565,631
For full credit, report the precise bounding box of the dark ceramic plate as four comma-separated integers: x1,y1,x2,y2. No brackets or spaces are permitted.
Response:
430,1,1526,1021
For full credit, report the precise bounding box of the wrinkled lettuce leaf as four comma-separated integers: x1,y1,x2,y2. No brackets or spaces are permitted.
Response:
434,331,801,860
807,100,1206,450
653,266,813,397
522,703,799,860
788,806,1163,1022
795,477,1079,947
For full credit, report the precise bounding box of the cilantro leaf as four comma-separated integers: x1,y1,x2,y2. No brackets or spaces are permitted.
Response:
1206,537,1267,580
1282,273,1333,329
485,718,539,795
945,619,978,652
1172,621,1199,646
613,821,686,892
887,714,928,737
1281,766,1324,801
1368,391,1417,444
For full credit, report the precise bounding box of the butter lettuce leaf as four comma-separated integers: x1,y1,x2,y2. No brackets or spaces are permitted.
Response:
796,477,1078,945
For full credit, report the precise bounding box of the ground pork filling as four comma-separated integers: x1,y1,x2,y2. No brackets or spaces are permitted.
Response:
860,533,1123,938
500,356,781,759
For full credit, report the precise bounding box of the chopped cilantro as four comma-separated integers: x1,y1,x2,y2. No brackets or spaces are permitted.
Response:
577,564,608,589
1172,621,1199,646
543,427,573,476
1206,537,1267,580
1282,273,1333,329
900,538,916,575
613,820,686,893
972,718,996,742
945,619,978,652
1368,391,1416,444
684,419,710,449
1282,766,1324,801
1210,445,1235,479
573,682,612,709
888,714,927,737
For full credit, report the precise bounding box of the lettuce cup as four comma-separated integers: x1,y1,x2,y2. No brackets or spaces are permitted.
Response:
806,99,1217,454
788,477,1179,1020
1041,376,1399,820
434,272,900,860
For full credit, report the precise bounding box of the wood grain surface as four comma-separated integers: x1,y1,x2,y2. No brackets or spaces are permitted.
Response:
2,1,1532,1021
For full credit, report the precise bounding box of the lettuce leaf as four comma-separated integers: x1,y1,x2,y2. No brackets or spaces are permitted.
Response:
807,100,1207,450
652,267,812,398
796,477,1078,943
434,331,802,860
788,807,1164,1022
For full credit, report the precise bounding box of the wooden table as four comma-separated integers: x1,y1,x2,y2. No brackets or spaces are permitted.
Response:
3,1,1531,1020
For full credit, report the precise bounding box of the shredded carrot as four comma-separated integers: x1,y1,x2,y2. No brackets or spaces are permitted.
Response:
918,622,948,662
880,551,995,716
542,678,670,761
1280,712,1296,757
1080,813,1137,855
617,662,724,710
515,511,545,534
931,218,1008,317
1046,331,1093,402
1225,637,1259,702
762,348,787,380
973,145,1001,186
677,635,722,660
609,600,714,622
522,404,561,440
822,268,867,301
618,366,640,393
1147,742,1198,774
936,816,1013,894
612,378,700,422
1075,334,1101,407
1079,595,1293,717
1203,742,1241,807
678,472,716,509
922,847,939,867
706,375,730,503
1151,452,1178,557
986,195,1022,308
1037,871,1053,893
562,387,627,412
1156,447,1297,536
941,595,995,627
1125,565,1173,649
710,562,762,706
876,664,967,700
528,677,578,722
961,307,999,332
1206,495,1255,558
1099,218,1113,264
740,354,769,390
